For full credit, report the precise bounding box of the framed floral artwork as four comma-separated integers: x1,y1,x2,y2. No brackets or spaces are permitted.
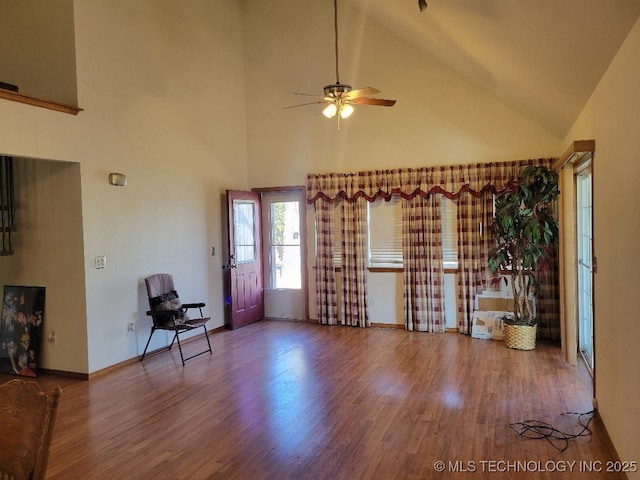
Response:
0,285,46,377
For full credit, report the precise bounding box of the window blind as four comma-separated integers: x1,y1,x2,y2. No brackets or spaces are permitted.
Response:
441,197,458,268
368,197,403,266
333,204,342,267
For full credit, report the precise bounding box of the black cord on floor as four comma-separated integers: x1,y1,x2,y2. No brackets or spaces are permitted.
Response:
509,410,596,452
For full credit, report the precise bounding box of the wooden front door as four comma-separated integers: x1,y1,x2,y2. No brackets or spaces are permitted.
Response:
226,190,264,329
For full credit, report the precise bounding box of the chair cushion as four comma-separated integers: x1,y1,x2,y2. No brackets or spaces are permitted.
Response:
149,290,189,326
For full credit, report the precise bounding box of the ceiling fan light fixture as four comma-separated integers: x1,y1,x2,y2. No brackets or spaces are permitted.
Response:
340,104,354,118
284,0,395,129
323,103,338,118
324,83,352,97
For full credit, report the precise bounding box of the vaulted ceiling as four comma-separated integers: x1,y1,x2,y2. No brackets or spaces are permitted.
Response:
344,0,640,138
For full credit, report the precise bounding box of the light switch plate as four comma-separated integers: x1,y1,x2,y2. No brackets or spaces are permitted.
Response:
95,255,107,269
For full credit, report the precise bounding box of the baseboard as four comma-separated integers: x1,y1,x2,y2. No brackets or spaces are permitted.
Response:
88,355,141,380
39,325,227,381
37,368,89,381
297,319,454,331
264,317,317,324
370,323,405,329
593,408,629,480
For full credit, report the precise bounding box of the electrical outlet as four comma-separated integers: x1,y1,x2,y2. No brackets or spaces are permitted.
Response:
95,255,107,269
127,322,135,333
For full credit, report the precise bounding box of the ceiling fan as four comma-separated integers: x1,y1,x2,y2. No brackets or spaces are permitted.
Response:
284,0,396,129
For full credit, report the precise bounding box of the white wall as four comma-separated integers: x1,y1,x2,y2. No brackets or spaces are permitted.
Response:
0,157,88,373
0,1,635,468
243,0,562,190
562,17,640,478
0,0,248,374
246,0,563,328
310,271,456,329
367,272,404,326
0,0,78,105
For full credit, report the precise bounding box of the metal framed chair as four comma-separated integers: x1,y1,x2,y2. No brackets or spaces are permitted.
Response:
140,273,212,365
0,379,62,480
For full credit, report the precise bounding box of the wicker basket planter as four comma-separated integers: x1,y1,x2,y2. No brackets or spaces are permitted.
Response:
503,324,537,350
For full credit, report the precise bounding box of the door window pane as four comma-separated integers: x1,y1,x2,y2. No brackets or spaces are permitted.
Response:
234,200,256,263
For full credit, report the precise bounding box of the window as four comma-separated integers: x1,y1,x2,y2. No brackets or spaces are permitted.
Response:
366,196,458,270
441,197,458,270
266,200,301,289
326,196,459,271
368,197,403,267
333,203,343,267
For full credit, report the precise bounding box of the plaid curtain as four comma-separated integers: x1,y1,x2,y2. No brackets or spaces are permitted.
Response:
402,195,445,331
306,159,555,203
307,157,559,336
340,198,369,327
314,200,338,325
455,191,494,333
536,247,560,340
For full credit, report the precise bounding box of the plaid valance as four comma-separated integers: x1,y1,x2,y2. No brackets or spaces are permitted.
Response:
306,158,555,203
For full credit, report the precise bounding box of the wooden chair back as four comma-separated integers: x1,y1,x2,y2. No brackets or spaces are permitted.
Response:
0,379,62,480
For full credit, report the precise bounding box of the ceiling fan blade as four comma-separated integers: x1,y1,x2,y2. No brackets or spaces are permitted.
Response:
351,97,397,107
344,87,381,99
292,92,325,98
282,101,329,109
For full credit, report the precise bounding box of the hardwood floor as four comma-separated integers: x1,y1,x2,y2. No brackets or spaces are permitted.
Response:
1,320,623,479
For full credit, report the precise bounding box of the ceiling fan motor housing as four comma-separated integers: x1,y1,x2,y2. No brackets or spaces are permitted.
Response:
324,83,352,98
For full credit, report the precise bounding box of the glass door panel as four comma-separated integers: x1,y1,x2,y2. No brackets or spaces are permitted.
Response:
576,169,594,370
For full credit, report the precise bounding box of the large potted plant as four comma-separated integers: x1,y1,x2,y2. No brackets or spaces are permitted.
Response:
488,164,560,350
